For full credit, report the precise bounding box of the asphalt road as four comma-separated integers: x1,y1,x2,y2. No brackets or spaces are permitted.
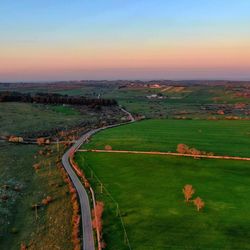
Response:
62,130,97,250
62,110,135,250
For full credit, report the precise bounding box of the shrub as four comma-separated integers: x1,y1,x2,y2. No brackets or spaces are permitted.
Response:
36,137,45,145
92,201,106,248
20,242,27,250
92,201,104,232
193,197,205,211
177,144,213,156
177,144,189,154
33,163,40,170
183,185,195,203
42,196,53,205
105,145,112,150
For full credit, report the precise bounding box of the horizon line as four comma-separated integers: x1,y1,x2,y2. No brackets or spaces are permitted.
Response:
1,78,250,84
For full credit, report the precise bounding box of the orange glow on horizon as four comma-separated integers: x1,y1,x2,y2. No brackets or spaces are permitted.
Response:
1,39,250,76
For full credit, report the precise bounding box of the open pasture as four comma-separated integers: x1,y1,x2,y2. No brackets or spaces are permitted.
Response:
76,152,250,250
84,119,250,157
77,119,250,249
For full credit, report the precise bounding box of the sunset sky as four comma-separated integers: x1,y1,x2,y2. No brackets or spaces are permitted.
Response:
1,0,250,81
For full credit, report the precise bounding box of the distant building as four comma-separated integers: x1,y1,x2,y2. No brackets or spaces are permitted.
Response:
146,94,165,99
149,84,162,89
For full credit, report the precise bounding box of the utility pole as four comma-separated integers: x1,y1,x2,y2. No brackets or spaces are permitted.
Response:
56,138,59,152
100,183,103,194
35,204,38,220
116,203,119,217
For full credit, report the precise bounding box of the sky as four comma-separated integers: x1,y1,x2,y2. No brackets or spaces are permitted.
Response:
1,0,250,82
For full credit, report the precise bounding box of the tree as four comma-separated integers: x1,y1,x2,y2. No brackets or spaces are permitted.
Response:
217,110,225,115
189,148,201,156
105,145,112,150
92,201,104,233
183,184,195,202
33,163,40,171
177,144,189,154
193,197,205,211
0,91,117,107
36,137,45,145
20,242,27,250
92,201,105,249
42,196,53,205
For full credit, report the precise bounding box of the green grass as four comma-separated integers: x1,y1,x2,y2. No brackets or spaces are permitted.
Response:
0,100,124,249
0,144,37,248
0,142,73,250
76,152,250,250
0,102,78,249
84,119,250,157
77,119,250,249
49,105,80,115
0,102,82,136
3,84,249,119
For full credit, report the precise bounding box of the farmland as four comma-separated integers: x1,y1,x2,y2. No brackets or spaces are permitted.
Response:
1,82,250,119
76,119,250,249
0,102,82,249
0,143,73,250
2,0,250,249
0,82,249,249
0,100,123,249
0,102,81,136
84,119,250,157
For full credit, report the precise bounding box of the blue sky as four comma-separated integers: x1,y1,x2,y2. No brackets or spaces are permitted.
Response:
1,0,250,81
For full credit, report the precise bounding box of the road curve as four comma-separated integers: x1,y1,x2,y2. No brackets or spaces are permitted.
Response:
62,110,135,250
62,130,96,250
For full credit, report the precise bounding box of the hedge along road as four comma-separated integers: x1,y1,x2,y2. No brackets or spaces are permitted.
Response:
61,108,135,250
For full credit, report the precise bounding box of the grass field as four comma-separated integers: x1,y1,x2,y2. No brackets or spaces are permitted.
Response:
76,119,250,249
0,103,78,249
4,83,249,119
76,152,250,250
0,100,125,249
1,84,249,249
84,119,250,157
0,102,82,136
0,142,74,250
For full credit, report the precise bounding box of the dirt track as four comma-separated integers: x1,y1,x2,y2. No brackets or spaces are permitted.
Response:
78,149,250,161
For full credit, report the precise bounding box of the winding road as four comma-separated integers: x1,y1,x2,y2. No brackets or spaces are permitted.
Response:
62,109,135,250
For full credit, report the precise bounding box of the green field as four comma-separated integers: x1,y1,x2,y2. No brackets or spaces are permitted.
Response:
0,100,124,249
0,103,78,249
1,84,249,249
77,153,250,250
0,102,82,136
4,83,249,119
0,143,74,250
76,119,250,249
84,119,250,157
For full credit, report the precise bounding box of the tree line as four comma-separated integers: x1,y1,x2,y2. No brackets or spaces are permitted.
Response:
0,91,117,106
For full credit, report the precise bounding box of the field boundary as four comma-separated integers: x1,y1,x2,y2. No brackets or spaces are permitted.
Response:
79,155,132,250
78,149,250,161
